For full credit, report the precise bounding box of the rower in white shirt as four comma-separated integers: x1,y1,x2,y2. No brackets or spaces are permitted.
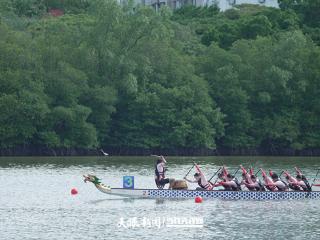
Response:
184,164,213,190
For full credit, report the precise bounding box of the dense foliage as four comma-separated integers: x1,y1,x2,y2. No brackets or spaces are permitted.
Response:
0,0,319,152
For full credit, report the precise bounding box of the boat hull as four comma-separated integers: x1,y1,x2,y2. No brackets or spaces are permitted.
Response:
95,185,320,200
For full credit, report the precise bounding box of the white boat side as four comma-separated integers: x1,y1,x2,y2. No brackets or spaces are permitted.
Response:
84,174,320,200
93,184,320,200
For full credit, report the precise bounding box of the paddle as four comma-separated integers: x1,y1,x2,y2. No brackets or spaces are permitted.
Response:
208,166,222,182
209,166,239,189
210,175,221,187
233,166,240,177
209,167,224,189
303,169,320,197
254,169,261,177
310,169,320,189
232,166,241,190
183,163,196,179
279,170,284,178
295,167,303,176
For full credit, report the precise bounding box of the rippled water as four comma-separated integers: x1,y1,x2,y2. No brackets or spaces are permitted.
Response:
1,156,320,240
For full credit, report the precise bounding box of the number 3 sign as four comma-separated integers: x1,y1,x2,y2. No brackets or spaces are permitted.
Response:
123,176,134,189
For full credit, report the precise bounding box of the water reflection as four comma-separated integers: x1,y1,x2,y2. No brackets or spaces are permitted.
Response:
87,198,136,205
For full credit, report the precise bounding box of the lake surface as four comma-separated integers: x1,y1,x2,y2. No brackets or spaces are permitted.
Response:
1,156,320,240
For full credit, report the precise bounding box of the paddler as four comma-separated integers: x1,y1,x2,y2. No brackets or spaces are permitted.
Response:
240,165,255,191
243,174,265,191
284,168,312,191
295,167,312,191
267,173,288,191
284,171,302,191
251,175,265,191
154,155,171,189
261,168,277,191
213,173,241,191
240,166,264,191
184,164,213,190
296,175,311,191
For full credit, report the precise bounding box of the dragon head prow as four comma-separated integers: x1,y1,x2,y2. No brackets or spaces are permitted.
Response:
83,174,101,185
83,174,111,191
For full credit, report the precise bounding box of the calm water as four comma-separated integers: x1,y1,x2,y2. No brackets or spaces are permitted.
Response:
1,156,320,240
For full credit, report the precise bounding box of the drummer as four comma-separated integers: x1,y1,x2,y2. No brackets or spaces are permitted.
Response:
154,155,171,189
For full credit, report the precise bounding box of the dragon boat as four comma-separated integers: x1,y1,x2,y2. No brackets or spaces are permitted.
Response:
83,174,320,200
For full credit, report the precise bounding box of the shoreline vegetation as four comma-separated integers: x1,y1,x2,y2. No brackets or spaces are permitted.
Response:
1,1,320,156
2,146,320,156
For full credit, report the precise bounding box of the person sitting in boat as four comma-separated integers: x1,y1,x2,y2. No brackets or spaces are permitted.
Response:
243,174,265,191
284,170,311,191
240,165,255,191
296,175,311,191
267,173,288,191
214,174,241,191
154,156,170,189
252,175,265,191
295,167,312,191
284,171,302,191
241,173,255,191
261,168,275,191
285,175,302,191
184,173,213,190
301,175,312,191
184,164,213,190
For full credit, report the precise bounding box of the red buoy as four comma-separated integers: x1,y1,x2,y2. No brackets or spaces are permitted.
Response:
71,188,78,195
195,196,203,203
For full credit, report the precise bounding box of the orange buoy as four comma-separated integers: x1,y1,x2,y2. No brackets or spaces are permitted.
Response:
71,188,78,195
195,196,203,203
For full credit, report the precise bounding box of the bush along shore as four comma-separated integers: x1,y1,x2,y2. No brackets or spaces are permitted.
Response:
2,145,320,156
1,1,320,156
